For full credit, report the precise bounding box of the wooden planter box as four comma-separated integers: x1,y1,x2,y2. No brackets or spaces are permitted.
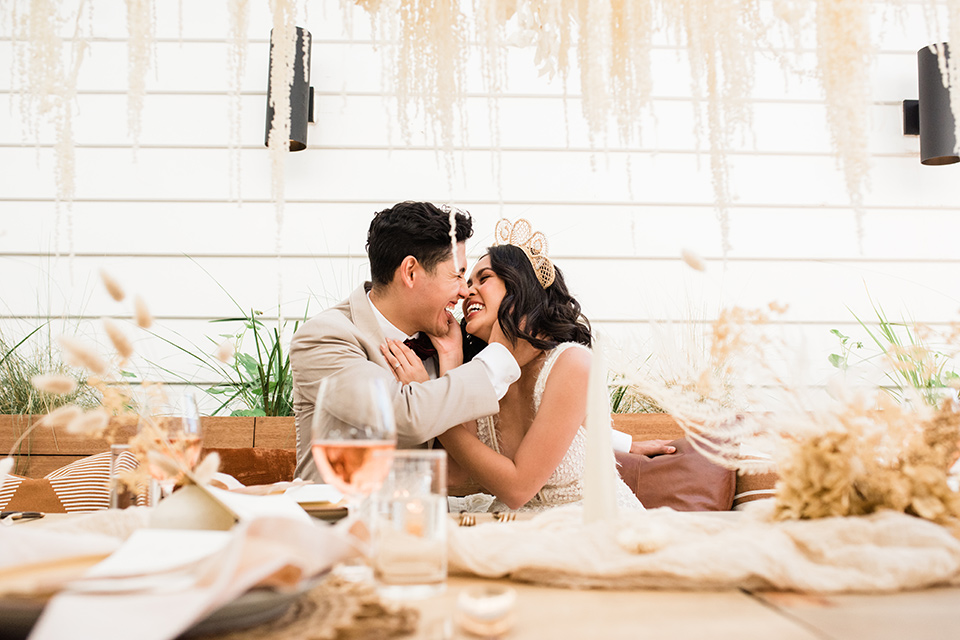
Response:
0,414,265,478
0,413,680,479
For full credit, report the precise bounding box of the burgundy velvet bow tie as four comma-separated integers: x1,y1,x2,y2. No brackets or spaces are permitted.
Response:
403,334,437,360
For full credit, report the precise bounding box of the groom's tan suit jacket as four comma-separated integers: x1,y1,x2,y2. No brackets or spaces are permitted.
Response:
290,284,500,482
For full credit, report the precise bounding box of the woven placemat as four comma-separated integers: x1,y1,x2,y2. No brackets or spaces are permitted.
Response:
191,575,419,640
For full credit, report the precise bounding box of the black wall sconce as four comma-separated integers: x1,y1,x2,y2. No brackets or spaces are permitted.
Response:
265,26,313,152
903,43,958,165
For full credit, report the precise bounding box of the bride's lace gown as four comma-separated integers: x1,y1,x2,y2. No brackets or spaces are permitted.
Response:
460,343,644,513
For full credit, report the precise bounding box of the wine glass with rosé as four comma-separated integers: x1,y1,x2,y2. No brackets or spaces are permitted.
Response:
141,390,203,503
311,374,396,577
311,374,397,510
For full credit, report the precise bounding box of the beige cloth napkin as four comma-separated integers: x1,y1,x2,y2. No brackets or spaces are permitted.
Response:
0,528,125,597
26,515,356,640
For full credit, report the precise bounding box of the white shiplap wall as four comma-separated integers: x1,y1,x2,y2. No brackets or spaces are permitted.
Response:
1,1,958,412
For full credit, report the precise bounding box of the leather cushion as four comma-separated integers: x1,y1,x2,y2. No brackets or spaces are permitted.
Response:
615,438,737,511
203,447,297,486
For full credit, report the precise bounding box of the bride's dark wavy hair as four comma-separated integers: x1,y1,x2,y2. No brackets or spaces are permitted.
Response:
465,244,592,356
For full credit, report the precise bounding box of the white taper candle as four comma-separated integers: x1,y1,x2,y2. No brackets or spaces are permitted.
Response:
582,342,619,523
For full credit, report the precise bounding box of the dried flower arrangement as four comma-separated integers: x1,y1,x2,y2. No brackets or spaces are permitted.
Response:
0,270,220,498
774,389,960,523
617,297,960,527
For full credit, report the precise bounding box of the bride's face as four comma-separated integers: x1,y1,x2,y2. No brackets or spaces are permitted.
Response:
463,255,507,343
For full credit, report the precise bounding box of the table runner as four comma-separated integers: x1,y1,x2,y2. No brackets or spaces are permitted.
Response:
448,503,960,592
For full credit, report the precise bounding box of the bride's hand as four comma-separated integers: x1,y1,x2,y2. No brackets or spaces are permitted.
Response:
380,339,429,385
426,309,463,374
630,440,677,457
488,319,540,368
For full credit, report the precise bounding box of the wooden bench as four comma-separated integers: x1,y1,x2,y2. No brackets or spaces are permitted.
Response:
0,413,682,478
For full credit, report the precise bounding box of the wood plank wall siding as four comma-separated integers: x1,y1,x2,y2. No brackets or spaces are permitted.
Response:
0,414,682,479
1,1,958,415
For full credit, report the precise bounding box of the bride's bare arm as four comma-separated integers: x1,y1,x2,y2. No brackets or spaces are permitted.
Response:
440,421,478,488
437,347,590,509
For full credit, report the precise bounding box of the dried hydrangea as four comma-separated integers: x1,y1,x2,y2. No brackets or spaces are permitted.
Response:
774,398,960,524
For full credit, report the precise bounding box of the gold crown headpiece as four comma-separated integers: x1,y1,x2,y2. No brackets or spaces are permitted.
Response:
494,218,555,289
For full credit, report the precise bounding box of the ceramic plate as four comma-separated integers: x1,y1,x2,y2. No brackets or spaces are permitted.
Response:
301,504,349,522
0,582,315,640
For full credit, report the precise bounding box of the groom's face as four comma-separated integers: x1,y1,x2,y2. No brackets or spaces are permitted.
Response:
411,242,468,336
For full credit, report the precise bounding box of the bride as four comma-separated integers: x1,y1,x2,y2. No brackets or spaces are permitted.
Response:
384,219,643,513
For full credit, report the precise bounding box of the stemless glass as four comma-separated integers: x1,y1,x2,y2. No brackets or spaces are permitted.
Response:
142,390,204,502
311,374,397,577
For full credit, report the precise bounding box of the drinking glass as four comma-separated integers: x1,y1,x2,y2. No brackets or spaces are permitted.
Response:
311,374,397,576
108,444,137,509
372,449,448,599
141,390,204,502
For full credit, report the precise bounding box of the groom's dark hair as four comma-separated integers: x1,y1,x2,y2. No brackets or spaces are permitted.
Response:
366,201,473,288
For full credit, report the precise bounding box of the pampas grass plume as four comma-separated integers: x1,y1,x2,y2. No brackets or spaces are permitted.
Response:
193,451,221,485
134,296,153,329
681,249,707,272
216,340,235,363
31,374,78,395
99,269,126,302
58,335,109,376
147,449,182,479
66,408,110,436
103,318,134,360
38,404,83,428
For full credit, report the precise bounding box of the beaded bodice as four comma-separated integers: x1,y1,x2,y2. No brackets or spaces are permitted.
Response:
475,343,642,513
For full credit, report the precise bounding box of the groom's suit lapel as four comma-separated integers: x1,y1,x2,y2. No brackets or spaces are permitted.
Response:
347,283,391,371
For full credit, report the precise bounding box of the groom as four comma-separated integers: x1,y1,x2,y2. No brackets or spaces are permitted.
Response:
290,202,521,482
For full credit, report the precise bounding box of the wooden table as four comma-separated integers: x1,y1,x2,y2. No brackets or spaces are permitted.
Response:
405,577,960,640
752,588,960,640
12,514,960,639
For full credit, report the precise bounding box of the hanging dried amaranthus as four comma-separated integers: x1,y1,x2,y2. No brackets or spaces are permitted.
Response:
609,0,654,145
813,0,873,250
662,0,760,257
9,0,89,256
405,0,467,166
227,0,251,203
266,0,297,241
125,0,154,153
942,0,960,156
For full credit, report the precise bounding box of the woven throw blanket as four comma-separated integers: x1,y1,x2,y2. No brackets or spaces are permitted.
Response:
448,503,960,593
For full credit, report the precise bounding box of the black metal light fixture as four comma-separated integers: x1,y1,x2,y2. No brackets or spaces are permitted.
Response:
265,26,314,152
902,43,958,166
